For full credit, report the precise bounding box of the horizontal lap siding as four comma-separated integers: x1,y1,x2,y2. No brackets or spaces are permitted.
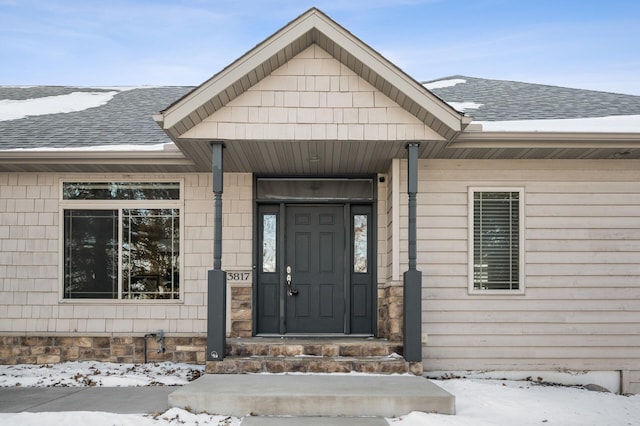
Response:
0,172,252,335
412,160,640,371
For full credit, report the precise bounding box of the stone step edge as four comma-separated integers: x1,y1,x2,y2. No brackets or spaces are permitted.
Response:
206,356,423,375
226,343,404,358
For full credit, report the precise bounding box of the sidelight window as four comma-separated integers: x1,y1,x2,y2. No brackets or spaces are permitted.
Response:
353,214,368,273
262,213,277,273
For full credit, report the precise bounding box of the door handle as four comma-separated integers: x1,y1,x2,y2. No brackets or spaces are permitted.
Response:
286,265,298,296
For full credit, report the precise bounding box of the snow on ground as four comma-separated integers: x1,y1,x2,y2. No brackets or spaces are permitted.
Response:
0,361,204,387
391,379,640,426
0,408,240,426
0,91,119,121
1,362,639,426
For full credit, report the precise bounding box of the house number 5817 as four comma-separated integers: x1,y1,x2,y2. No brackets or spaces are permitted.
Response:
227,272,250,281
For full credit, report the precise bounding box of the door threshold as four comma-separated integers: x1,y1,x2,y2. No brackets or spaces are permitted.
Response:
254,334,375,339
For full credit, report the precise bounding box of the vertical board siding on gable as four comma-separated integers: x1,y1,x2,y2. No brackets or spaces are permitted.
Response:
408,159,640,371
0,172,252,336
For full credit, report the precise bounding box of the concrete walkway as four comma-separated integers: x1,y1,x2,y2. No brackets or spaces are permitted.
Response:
0,386,174,413
1,375,454,424
0,386,390,424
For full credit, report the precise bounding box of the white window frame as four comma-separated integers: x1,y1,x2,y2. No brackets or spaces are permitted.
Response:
468,187,525,295
59,179,184,303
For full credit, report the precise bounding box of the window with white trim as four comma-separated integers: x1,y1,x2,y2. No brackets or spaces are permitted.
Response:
469,188,524,294
61,182,181,300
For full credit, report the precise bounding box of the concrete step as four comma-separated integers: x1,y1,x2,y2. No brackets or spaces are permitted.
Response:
169,374,455,417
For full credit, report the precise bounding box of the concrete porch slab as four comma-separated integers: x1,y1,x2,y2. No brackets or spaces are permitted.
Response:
168,374,455,417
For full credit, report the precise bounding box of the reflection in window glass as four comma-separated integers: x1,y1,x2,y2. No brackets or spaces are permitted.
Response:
263,214,277,272
354,215,367,273
63,210,118,298
122,209,180,299
63,182,180,200
62,181,181,300
257,179,373,201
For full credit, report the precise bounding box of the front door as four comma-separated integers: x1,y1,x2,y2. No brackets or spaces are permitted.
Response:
255,180,375,336
285,205,345,333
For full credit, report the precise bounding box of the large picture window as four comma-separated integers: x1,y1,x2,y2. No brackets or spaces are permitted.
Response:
62,182,181,300
469,188,524,294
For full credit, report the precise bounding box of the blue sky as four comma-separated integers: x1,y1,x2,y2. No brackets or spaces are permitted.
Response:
1,0,639,94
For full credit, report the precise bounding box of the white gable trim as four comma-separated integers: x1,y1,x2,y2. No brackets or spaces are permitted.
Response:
160,8,463,140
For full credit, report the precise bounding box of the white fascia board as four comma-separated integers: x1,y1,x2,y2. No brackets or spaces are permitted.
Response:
0,150,192,164
453,131,640,148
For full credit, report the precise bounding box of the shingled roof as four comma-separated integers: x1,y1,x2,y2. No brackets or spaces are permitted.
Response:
1,77,640,151
426,75,640,121
0,86,192,150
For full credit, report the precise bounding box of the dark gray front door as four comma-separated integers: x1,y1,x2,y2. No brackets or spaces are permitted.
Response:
285,205,345,333
256,201,374,336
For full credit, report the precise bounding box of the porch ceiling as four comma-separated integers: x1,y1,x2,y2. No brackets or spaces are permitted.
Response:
177,138,442,174
171,132,640,174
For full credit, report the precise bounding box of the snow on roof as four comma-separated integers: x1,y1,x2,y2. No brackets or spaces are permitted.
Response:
448,101,483,113
423,78,467,90
476,114,640,132
4,142,173,152
423,79,484,113
0,91,118,121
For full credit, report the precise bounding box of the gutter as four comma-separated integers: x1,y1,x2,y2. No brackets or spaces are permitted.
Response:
452,130,640,148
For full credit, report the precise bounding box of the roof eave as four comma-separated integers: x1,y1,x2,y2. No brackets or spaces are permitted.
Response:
0,149,193,164
453,130,640,148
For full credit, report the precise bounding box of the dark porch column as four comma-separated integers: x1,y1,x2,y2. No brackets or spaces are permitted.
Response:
403,142,422,362
207,142,226,361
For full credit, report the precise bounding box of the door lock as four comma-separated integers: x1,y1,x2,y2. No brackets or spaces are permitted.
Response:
286,265,298,296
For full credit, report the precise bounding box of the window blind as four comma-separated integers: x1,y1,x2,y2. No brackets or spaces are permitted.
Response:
473,191,520,290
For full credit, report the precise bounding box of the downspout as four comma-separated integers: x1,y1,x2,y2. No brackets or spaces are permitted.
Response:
403,142,422,362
